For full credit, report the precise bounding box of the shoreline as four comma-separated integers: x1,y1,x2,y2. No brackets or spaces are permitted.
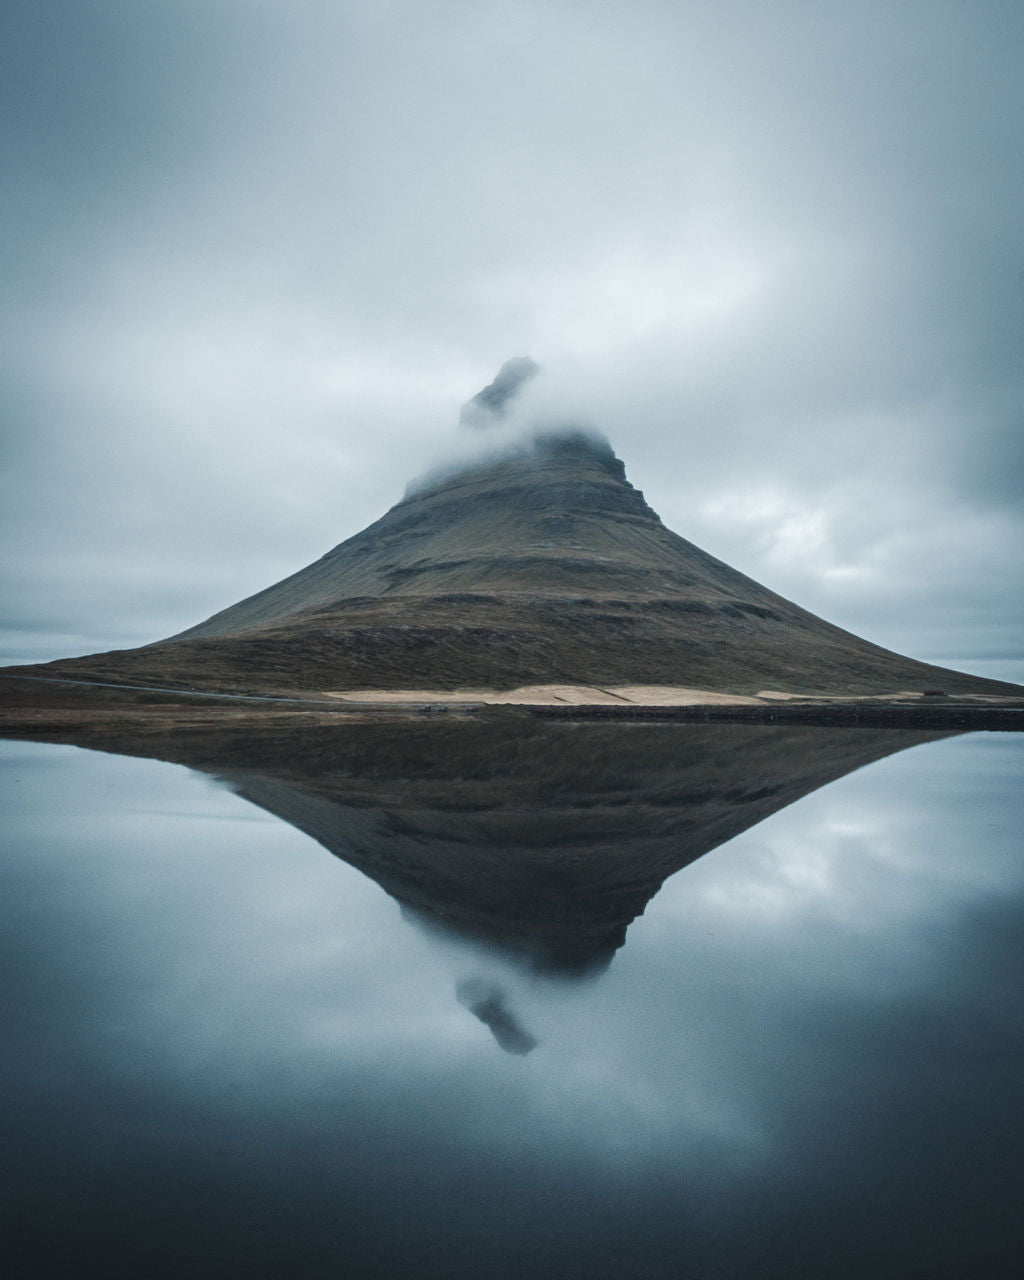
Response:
1,672,1022,737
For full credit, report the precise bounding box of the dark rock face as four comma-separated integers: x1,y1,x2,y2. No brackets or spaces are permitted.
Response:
458,356,540,428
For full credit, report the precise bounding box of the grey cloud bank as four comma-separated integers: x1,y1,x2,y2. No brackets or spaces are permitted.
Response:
2,1,1022,680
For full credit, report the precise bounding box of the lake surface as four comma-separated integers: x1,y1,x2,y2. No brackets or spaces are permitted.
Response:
2,728,1022,1278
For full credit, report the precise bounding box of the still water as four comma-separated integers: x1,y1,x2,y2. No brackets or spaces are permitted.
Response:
2,727,1022,1278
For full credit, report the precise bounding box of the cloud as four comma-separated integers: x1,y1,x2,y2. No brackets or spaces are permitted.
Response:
1,0,1021,675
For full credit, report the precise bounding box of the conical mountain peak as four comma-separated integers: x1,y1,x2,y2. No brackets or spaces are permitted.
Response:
458,356,540,428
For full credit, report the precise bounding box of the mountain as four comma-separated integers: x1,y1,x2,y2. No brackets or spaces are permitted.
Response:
10,364,1021,698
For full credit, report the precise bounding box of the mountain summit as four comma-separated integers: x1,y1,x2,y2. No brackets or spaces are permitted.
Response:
458,355,539,428
16,366,1022,698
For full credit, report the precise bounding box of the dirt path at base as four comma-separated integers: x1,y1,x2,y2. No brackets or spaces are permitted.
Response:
324,684,764,706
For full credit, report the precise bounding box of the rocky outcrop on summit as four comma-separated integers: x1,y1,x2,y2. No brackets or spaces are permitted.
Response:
458,355,539,428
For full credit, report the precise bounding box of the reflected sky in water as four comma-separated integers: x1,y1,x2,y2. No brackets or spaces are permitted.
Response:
2,733,1022,1278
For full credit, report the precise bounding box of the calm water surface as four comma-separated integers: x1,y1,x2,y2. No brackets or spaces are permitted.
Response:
2,732,1022,1278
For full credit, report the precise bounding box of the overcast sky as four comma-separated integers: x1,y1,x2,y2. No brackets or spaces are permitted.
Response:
3,0,1022,681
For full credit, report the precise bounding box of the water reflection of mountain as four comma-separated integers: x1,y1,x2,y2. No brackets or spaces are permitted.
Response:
61,710,955,973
